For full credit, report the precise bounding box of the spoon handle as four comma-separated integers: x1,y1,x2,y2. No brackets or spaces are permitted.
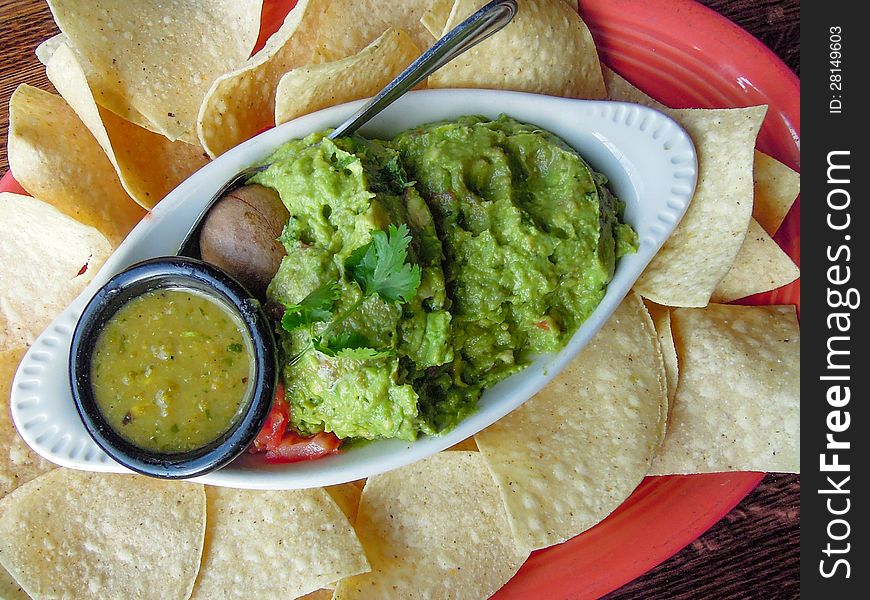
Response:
327,0,518,140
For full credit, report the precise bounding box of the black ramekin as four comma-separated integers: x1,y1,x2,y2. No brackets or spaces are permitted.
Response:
69,256,277,479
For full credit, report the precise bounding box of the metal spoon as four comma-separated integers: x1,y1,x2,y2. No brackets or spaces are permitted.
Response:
178,0,518,257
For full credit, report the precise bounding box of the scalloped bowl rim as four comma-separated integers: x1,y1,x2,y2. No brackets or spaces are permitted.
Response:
10,88,696,489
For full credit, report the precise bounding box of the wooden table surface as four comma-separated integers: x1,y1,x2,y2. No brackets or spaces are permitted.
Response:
0,1,799,598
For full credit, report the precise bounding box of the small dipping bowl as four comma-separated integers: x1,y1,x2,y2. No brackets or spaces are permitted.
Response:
69,256,277,479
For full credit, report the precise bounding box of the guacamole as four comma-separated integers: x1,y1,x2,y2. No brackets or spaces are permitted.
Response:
250,115,636,442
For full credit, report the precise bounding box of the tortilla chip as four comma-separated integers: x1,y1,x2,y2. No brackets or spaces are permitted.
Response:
45,0,262,142
421,0,581,40
474,294,667,551
0,193,112,351
34,33,65,65
197,0,328,157
1,564,28,600
1,349,55,501
420,0,455,38
314,0,436,62
0,471,205,600
276,28,421,126
711,219,800,302
190,487,368,600
604,66,663,108
427,0,606,99
606,68,796,304
650,304,800,474
8,85,144,245
36,34,163,134
420,0,578,39
45,43,209,210
645,302,678,407
334,452,527,599
634,106,767,306
325,482,364,523
753,151,800,235
605,68,800,239
299,590,334,600
1,349,51,600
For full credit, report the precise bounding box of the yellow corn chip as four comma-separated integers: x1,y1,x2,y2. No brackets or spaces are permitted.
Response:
314,0,437,62
45,0,262,141
299,590,334,600
650,304,800,474
0,193,112,351
1,564,28,600
190,487,368,600
606,67,799,238
8,85,144,245
427,0,606,99
334,452,527,599
753,151,800,235
198,0,329,157
36,33,163,134
420,0,455,38
0,471,205,600
419,0,578,40
276,28,420,126
447,436,479,452
634,106,767,307
46,43,209,209
606,68,795,306
34,33,65,65
645,302,679,407
604,66,663,108
474,294,667,551
325,482,364,523
711,218,800,303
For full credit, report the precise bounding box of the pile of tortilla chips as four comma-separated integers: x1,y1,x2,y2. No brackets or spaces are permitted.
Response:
2,0,799,598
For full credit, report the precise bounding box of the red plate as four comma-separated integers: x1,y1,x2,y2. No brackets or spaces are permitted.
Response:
1,1,799,597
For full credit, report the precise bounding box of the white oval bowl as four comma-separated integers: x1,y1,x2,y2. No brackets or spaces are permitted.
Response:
11,89,696,489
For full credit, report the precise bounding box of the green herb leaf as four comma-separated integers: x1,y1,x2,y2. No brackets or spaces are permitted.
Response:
334,346,394,360
281,281,339,332
335,154,358,170
345,224,421,304
227,342,243,353
384,154,416,189
316,331,371,352
313,332,392,361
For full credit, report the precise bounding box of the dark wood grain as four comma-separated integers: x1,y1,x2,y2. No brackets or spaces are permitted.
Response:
0,1,800,598
0,0,60,174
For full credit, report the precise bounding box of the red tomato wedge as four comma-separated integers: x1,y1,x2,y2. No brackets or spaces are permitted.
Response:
249,383,342,462
264,431,342,463
250,384,289,453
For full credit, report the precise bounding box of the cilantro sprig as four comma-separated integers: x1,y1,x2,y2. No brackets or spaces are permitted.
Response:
282,224,421,365
280,280,338,331
345,224,421,303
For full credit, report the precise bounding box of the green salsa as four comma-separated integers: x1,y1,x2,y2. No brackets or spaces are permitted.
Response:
250,115,637,443
90,288,254,453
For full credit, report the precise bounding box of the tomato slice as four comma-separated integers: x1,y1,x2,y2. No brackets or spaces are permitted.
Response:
249,384,342,462
263,431,342,464
250,384,289,453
